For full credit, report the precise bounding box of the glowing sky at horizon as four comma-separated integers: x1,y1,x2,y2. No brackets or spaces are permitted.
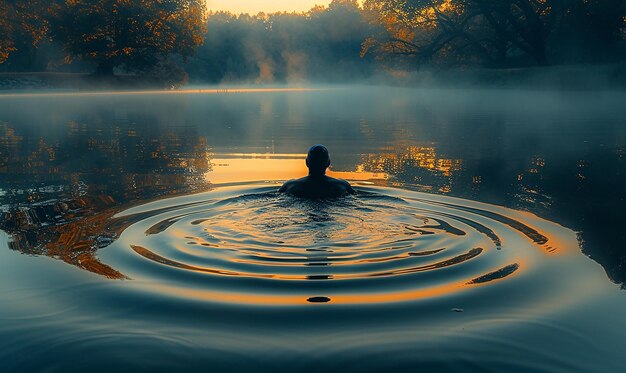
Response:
205,0,332,14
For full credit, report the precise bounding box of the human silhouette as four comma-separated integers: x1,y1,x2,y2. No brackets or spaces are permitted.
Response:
279,144,355,198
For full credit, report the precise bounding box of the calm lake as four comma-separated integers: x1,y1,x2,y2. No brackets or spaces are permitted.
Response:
1,86,625,372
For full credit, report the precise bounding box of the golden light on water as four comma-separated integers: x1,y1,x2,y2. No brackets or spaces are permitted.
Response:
152,263,526,306
210,156,306,183
208,153,388,184
0,87,326,99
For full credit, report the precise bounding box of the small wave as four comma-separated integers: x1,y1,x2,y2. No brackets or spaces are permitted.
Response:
99,184,574,308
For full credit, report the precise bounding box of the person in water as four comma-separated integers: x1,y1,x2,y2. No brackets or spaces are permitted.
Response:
279,144,355,198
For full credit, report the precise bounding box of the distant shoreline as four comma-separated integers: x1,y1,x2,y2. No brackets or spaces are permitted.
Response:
0,87,325,99
388,63,626,91
0,72,179,91
2,63,625,91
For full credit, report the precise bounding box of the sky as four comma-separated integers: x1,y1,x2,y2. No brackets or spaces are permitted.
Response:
205,0,332,14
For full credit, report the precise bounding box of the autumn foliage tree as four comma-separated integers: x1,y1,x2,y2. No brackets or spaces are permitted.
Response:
51,0,206,75
362,0,626,67
0,2,13,64
0,0,51,66
1,0,624,79
361,0,548,67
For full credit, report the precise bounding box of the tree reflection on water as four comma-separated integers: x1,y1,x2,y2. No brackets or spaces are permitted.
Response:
0,120,212,277
0,91,625,288
358,144,626,287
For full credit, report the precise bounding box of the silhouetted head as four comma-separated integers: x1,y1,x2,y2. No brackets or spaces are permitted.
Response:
306,144,331,176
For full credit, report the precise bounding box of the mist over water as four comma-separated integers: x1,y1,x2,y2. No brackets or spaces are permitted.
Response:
1,86,626,371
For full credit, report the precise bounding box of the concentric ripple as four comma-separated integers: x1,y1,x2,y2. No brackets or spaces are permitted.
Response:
102,184,575,306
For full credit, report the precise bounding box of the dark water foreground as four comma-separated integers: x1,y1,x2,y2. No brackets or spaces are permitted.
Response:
2,183,626,372
1,87,625,371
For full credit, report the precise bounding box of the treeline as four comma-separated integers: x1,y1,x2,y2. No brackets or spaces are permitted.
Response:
185,2,375,83
1,0,625,84
362,0,626,68
0,0,206,85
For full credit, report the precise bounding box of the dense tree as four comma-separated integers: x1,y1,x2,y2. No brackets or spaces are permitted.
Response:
361,0,545,67
0,0,51,67
553,0,626,63
51,0,206,75
0,2,13,64
186,0,374,83
361,0,472,66
362,0,626,67
1,0,624,80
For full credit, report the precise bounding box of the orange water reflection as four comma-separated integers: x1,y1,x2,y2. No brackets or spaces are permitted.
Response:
155,263,526,306
0,87,325,99
208,153,388,184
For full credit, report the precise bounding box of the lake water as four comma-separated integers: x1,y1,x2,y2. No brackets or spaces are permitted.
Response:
1,86,626,372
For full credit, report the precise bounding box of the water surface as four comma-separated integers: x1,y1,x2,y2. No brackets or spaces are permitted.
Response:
1,87,625,371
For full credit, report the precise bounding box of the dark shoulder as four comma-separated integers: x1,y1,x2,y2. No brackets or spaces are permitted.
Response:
279,177,305,193
278,179,294,193
328,176,356,194
340,179,356,194
280,175,354,198
343,180,356,194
